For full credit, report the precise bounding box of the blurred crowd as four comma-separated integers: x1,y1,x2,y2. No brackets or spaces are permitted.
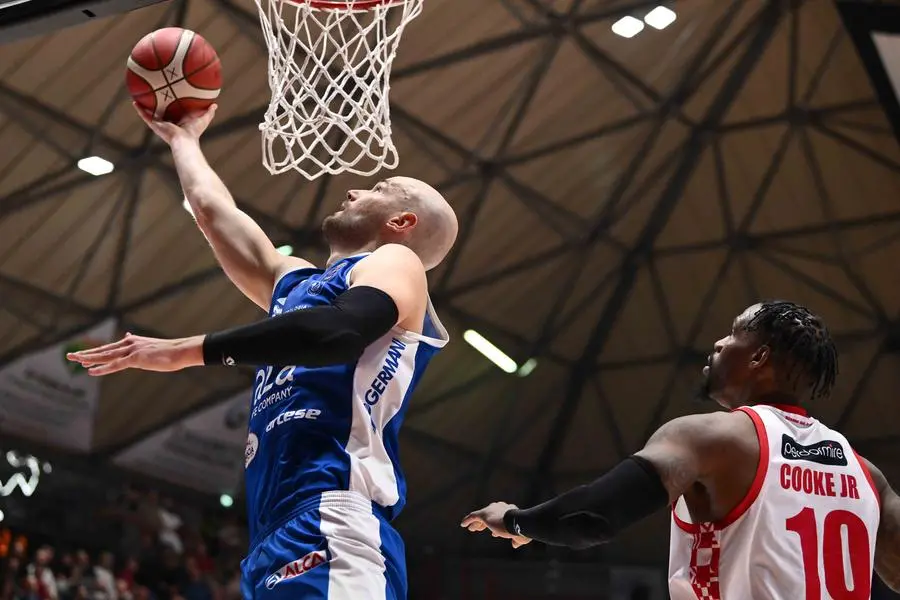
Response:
0,486,247,600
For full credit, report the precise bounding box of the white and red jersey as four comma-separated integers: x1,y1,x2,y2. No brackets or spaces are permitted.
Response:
668,404,881,600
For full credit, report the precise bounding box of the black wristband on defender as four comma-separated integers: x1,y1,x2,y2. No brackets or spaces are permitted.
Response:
202,285,399,368
503,511,521,537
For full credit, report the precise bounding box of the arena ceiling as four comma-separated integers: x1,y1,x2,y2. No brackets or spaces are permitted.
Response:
2,0,900,562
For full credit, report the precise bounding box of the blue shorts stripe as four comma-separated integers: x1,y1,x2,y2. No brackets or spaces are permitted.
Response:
378,516,407,600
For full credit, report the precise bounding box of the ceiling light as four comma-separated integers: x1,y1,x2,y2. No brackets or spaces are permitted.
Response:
611,15,644,38
463,330,517,374
644,6,676,30
77,156,114,176
276,244,294,256
516,358,538,378
220,493,234,508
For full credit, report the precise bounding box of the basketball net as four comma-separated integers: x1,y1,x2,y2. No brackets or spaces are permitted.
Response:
254,0,423,179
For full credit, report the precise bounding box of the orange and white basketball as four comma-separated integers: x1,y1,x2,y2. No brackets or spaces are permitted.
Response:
125,27,222,123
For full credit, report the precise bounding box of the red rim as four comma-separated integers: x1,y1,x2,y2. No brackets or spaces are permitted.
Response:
298,0,401,8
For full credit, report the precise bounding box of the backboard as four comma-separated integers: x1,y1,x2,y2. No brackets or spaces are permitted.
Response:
0,0,169,44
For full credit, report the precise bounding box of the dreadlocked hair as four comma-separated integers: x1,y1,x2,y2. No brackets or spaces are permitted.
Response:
744,301,839,402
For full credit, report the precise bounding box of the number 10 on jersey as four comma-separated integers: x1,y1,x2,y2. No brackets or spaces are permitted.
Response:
786,507,872,599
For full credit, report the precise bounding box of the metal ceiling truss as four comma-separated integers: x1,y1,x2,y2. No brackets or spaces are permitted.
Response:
520,1,787,502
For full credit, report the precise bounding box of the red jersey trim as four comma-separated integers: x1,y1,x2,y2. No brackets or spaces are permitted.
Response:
757,402,808,417
853,449,881,510
672,407,768,533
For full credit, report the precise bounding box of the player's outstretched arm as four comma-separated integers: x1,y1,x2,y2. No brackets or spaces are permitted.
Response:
461,411,751,549
65,245,427,375
861,457,900,592
135,103,311,311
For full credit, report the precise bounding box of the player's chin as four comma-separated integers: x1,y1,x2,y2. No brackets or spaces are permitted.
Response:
693,376,715,404
321,213,345,233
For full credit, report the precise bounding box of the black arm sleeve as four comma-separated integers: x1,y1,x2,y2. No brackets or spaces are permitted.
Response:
503,455,669,550
202,285,399,368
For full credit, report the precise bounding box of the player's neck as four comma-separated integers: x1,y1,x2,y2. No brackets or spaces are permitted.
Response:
745,390,803,409
326,242,378,267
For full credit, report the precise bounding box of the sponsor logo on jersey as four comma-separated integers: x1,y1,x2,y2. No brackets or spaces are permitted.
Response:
273,297,310,317
252,365,296,417
363,338,407,413
265,408,322,432
781,434,847,466
245,433,258,468
265,549,329,589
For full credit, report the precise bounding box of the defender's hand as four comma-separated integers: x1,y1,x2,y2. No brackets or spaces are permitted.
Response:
461,502,532,549
66,332,204,376
134,102,216,144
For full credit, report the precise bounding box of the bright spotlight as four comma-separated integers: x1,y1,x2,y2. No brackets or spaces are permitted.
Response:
644,6,677,30
611,15,644,38
463,330,518,374
77,156,114,176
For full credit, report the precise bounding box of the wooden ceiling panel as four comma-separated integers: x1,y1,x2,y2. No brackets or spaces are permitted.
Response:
4,0,900,555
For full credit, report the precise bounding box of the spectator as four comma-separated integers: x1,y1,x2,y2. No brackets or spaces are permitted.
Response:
2,485,246,600
157,499,183,556
184,545,212,579
116,557,139,594
27,546,58,600
178,558,211,600
93,552,116,600
219,569,240,600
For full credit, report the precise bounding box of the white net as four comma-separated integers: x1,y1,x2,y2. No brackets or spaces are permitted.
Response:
254,0,424,179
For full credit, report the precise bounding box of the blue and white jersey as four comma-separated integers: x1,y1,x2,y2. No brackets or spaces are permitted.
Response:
243,253,448,544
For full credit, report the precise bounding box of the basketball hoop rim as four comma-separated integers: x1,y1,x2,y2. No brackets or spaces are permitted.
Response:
287,0,406,9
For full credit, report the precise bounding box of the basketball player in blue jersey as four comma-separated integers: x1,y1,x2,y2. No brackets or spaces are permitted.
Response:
67,103,459,600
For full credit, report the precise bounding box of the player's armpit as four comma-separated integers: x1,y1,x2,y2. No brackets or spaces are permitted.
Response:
634,411,752,502
171,136,312,310
193,202,311,308
861,457,900,592
349,244,427,333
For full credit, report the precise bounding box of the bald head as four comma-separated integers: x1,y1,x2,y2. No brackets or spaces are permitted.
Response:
387,176,458,270
323,176,458,269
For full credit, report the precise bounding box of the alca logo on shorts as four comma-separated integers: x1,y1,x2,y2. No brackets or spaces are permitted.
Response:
781,434,847,467
265,550,329,589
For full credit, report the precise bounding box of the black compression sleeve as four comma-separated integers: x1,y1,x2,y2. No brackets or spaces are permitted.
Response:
503,455,669,549
202,285,399,368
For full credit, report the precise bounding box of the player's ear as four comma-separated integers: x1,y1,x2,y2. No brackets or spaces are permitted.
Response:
386,212,417,233
749,345,770,370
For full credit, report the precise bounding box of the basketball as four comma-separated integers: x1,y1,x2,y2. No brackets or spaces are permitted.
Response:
125,27,222,123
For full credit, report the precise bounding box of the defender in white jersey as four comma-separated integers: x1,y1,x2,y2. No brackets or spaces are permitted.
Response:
68,104,459,600
462,301,900,599
668,402,880,599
